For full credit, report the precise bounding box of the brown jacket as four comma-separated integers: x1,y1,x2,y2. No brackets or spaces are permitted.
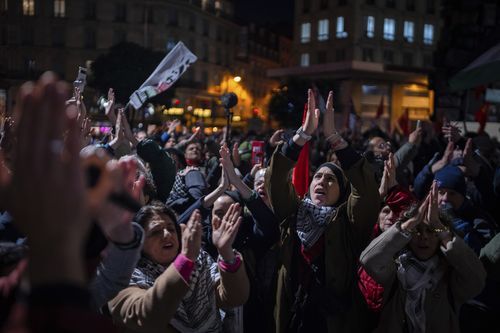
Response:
360,224,486,333
108,260,249,333
266,146,380,332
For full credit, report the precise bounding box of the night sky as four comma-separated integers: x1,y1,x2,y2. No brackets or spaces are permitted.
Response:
233,0,294,37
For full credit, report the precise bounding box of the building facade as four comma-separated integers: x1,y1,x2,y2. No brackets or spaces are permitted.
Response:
0,0,289,131
270,0,441,131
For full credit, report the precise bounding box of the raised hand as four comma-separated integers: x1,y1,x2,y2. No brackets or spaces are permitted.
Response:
105,88,117,124
408,126,423,146
323,91,336,137
212,203,243,261
232,143,241,167
426,181,452,243
95,157,145,244
269,129,284,147
303,88,320,136
378,153,397,198
10,72,89,285
431,141,455,174
400,195,428,233
442,122,462,143
219,143,239,181
180,210,202,261
120,109,139,148
250,162,263,178
167,119,181,135
109,109,126,149
461,138,480,177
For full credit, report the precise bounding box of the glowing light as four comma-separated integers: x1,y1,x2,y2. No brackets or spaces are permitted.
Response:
233,76,242,83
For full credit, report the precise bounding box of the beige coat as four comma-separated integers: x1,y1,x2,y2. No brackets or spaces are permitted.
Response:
360,224,486,333
108,260,249,333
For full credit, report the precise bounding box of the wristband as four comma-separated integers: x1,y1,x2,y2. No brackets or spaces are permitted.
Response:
295,127,312,141
326,132,348,151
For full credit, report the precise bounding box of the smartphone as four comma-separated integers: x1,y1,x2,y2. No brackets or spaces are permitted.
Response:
73,66,87,92
251,140,265,166
416,120,422,128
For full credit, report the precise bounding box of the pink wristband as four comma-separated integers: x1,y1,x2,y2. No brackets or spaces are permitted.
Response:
173,254,195,284
218,253,242,273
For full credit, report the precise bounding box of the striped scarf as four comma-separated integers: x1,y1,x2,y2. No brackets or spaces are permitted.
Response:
130,251,222,332
396,251,445,333
296,197,336,249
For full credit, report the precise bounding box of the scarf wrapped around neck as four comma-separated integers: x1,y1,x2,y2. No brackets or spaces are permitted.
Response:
396,251,445,333
296,197,336,249
130,251,222,332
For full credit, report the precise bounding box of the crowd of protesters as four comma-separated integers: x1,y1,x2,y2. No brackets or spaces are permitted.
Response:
1,72,500,333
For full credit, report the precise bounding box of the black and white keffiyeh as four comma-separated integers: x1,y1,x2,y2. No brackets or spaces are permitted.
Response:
130,251,222,333
296,197,336,248
396,251,445,333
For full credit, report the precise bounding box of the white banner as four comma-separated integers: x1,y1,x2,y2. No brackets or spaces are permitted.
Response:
129,42,197,109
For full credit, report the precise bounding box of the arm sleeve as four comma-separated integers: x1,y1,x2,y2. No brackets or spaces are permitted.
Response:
185,170,208,200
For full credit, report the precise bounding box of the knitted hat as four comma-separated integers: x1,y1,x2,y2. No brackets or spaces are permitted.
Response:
313,162,349,204
434,165,466,197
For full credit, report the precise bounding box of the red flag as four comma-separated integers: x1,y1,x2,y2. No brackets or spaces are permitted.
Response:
292,104,310,198
397,108,410,136
475,102,489,134
375,95,384,119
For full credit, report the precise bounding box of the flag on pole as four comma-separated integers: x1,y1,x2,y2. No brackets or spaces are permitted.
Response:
129,42,197,109
292,104,310,198
397,108,410,135
375,95,384,119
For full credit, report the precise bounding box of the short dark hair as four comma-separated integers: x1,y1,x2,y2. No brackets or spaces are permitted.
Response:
134,202,179,231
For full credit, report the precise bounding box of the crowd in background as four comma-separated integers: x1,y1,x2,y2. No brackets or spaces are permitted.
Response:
1,73,500,332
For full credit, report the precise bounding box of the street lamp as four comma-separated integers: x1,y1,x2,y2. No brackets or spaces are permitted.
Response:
233,76,242,83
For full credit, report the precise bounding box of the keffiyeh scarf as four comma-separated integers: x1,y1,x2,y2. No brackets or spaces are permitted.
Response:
296,197,336,249
130,251,222,332
396,251,445,333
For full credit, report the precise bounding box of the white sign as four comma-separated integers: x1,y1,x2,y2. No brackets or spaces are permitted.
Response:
485,88,500,103
129,42,197,109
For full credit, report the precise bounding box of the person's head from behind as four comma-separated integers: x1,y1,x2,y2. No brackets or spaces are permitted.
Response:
434,165,466,210
185,142,203,164
135,203,180,266
212,194,236,221
309,162,347,207
368,136,391,159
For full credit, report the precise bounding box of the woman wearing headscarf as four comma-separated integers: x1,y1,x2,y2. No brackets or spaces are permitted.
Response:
108,203,249,332
266,90,379,332
360,182,486,333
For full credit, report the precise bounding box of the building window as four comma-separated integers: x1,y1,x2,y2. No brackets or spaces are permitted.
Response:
362,48,374,62
318,19,329,41
115,3,126,22
301,22,311,43
386,0,395,8
336,49,346,61
1,0,8,12
423,24,434,45
201,43,208,61
383,18,395,40
300,53,310,67
188,14,195,31
383,50,393,64
406,0,415,11
364,16,375,38
403,21,414,42
426,0,435,14
317,50,327,64
402,52,413,66
85,1,96,20
303,0,310,13
336,17,348,38
54,0,65,17
23,0,35,16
